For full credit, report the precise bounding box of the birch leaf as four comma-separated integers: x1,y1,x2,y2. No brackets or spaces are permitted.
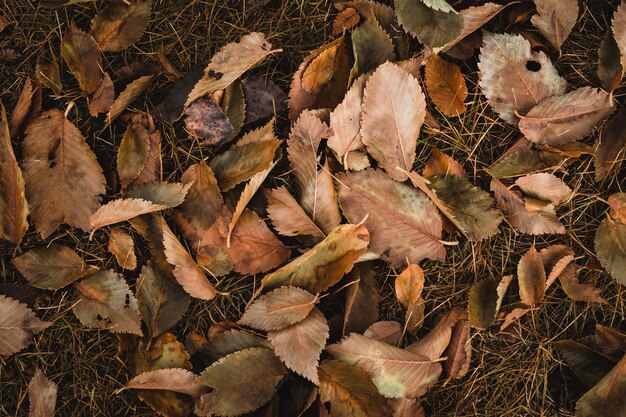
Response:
23,109,106,238
407,307,466,362
439,3,509,53
183,96,234,145
9,77,42,138
613,1,626,73
515,173,572,205
35,55,62,95
28,369,58,417
106,74,155,126
14,244,88,290
180,161,223,233
518,245,546,305
117,123,151,190
265,187,325,239
425,55,467,117
125,368,206,396
344,263,380,335
364,321,402,345
609,194,626,224
350,17,394,79
395,0,463,48
88,72,114,116
0,295,51,356
61,23,102,95
239,286,317,331
531,0,578,50
468,276,511,329
108,227,137,270
595,217,626,285
91,0,152,52
559,263,606,303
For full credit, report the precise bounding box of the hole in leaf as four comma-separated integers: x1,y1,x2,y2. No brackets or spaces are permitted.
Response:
526,61,541,72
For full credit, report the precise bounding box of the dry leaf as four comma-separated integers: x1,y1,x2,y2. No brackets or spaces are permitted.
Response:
183,96,234,145
487,139,568,178
125,368,206,396
265,187,325,239
332,8,360,35
0,102,28,245
595,325,626,361
89,72,115,116
539,244,575,288
595,217,626,284
117,123,151,190
395,0,464,48
392,398,426,417
0,295,51,356
490,177,566,235
519,87,613,146
61,23,102,95
73,269,142,335
239,286,317,331
343,263,380,335
407,307,466,362
327,333,441,398
106,74,155,125
609,194,626,224
350,17,394,80
28,369,58,417
363,321,402,345
555,339,615,388
425,54,468,116
14,244,88,290
478,33,566,124
302,36,344,93
196,347,287,417
186,32,278,107
576,354,626,417
395,264,424,308
287,110,341,234
443,316,472,380
127,115,162,189
595,107,626,181
515,173,572,205
468,277,507,329
180,161,223,234
559,263,606,303
241,75,287,125
268,307,329,384
531,0,578,50
91,0,152,52
261,223,369,293
613,1,626,74
518,245,546,305
598,30,623,92
439,2,509,53
361,62,425,181
108,227,137,270
337,169,444,267
23,109,105,238
318,360,389,417
9,77,42,138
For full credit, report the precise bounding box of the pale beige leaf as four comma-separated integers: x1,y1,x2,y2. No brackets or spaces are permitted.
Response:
531,0,578,50
0,102,28,245
361,62,426,181
9,77,41,138
108,227,137,270
125,368,206,396
519,87,613,146
265,187,325,239
0,295,51,356
478,33,567,124
239,286,317,331
14,244,88,290
327,333,442,398
559,263,606,303
613,0,626,72
28,369,58,417
117,123,151,190
595,217,626,285
269,307,329,384
518,245,546,305
180,160,223,233
186,33,278,107
91,0,152,52
337,169,444,268
363,321,402,345
73,270,142,335
287,110,341,234
23,109,105,238
515,173,572,205
106,74,155,126
406,307,466,361
61,23,102,95
425,54,467,116
490,177,566,234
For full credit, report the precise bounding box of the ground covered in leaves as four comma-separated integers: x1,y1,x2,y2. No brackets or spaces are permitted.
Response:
1,0,626,416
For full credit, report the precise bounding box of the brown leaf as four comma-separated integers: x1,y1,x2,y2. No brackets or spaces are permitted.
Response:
363,321,402,345
61,23,102,95
287,110,341,234
269,307,329,384
518,87,613,146
595,107,626,181
595,217,626,285
613,0,626,73
23,109,106,238
108,227,137,270
28,369,58,417
88,72,115,116
443,316,472,380
490,177,566,235
598,30,623,92
595,325,626,362
239,286,317,331
318,360,389,417
468,276,512,329
265,187,325,239
395,264,424,308
241,75,287,125
0,295,51,356
194,210,234,277
117,123,151,190
423,147,467,178
180,161,223,234
609,194,626,224
539,244,575,288
261,223,370,293
559,263,606,303
487,139,568,178
395,0,463,48
196,347,287,417
518,245,546,305
14,244,89,290
407,307,467,363
337,169,444,268
302,37,343,93
350,17,395,79
576,353,626,417
478,33,566,124
361,62,426,181
125,368,206,396
531,0,578,50
9,77,42,137
425,55,467,116
73,269,142,335
229,209,290,275
91,0,152,52
440,2,509,53
515,173,572,205
183,96,234,145
106,74,155,126
0,102,28,245
343,263,380,335
35,55,62,95
186,32,279,107
327,333,441,398
127,114,162,189
392,398,426,417
332,8,360,35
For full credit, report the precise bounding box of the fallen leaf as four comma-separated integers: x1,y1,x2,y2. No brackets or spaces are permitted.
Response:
180,161,223,234
89,72,115,116
106,74,155,126
23,109,106,238
35,55,62,95
337,169,444,267
595,217,626,285
28,369,58,417
350,17,394,80
539,244,575,288
478,33,567,124
0,295,51,356
126,115,162,189
196,347,287,417
407,307,466,362
559,263,606,303
361,62,426,181
302,36,344,93
609,194,626,224
515,173,572,205
468,276,511,329
363,321,403,345
108,227,137,270
269,307,329,384
265,187,325,239
125,368,206,396
222,80,245,140
395,264,424,308
332,7,360,35
343,263,380,335
598,30,623,92
186,32,278,107
392,398,426,417
327,333,441,398
595,325,626,362
61,23,102,95
443,316,472,380
183,96,234,145
425,54,468,116
9,77,42,138
555,340,615,388
395,0,464,48
487,139,568,178
241,75,287,125
595,107,626,181
117,123,151,190
518,245,546,305
613,1,626,75
91,0,152,52
239,286,317,331
14,244,88,290
261,223,369,293
576,353,626,417
519,87,613,146
41,0,95,8
0,102,28,245
199,329,271,363
531,0,578,51
318,360,389,417
439,2,509,53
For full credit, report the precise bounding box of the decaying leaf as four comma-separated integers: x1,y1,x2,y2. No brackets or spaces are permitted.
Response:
327,333,441,398
91,0,152,52
487,138,568,178
595,107,626,181
595,217,626,285
425,54,468,116
196,347,287,417
108,227,137,270
468,276,511,329
241,75,286,126
363,321,403,345
518,245,546,305
361,62,425,181
613,1,626,75
23,109,106,238
598,30,623,92
337,169,444,267
395,0,464,48
576,354,626,417
117,123,151,190
440,2,509,53
125,368,206,396
180,161,223,234
443,315,472,380
14,244,89,290
261,223,369,293
478,33,567,124
515,173,572,205
106,74,155,126
350,17,394,80
332,8,361,35
395,264,425,332
73,269,142,335
127,115,162,189
519,87,613,146
531,0,578,51
265,187,325,239
89,72,115,116
407,307,466,363
183,96,234,145
559,263,606,303
344,263,380,335
239,286,317,331
0,103,28,245
28,369,58,417
319,360,389,417
555,339,615,388
0,295,51,356
61,23,102,95
609,194,626,224
9,77,42,138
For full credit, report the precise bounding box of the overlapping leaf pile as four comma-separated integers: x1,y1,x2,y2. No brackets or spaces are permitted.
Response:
2,0,626,416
